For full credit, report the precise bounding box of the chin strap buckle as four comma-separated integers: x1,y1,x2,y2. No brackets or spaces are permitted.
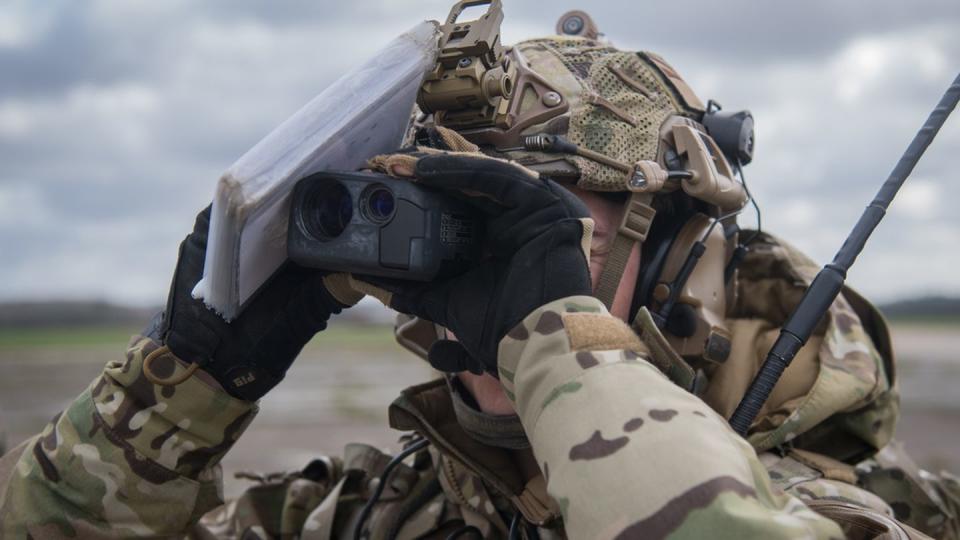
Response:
617,191,656,242
594,191,656,309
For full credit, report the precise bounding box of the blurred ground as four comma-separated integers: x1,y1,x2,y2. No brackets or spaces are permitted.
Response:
0,322,956,499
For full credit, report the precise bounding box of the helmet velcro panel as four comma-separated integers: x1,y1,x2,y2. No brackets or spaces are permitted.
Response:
512,37,704,191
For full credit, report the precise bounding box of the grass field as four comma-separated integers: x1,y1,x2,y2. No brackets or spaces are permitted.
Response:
0,326,144,348
2,317,952,348
0,323,398,349
884,315,960,327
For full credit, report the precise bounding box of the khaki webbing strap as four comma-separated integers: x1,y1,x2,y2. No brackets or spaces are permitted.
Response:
595,234,633,308
512,475,563,526
594,192,655,308
632,307,696,391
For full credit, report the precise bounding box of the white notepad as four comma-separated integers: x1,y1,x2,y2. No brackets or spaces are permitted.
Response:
193,21,440,320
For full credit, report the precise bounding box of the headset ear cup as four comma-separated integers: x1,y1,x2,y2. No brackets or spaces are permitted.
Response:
665,302,698,338
639,210,736,364
635,202,691,315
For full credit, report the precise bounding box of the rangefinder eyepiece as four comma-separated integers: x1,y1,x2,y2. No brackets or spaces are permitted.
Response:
288,171,482,281
361,184,396,224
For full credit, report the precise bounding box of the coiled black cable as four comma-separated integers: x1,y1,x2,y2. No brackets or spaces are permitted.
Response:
508,513,522,540
353,437,430,540
734,160,762,246
445,525,483,539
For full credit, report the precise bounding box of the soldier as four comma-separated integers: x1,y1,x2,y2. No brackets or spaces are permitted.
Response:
1,10,957,540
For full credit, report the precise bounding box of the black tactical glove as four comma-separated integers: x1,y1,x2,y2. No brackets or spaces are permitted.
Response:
360,152,593,375
156,206,355,401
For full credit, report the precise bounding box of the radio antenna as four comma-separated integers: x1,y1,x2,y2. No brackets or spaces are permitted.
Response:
729,73,960,436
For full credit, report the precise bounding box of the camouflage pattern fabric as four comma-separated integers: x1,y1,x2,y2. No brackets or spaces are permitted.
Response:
720,232,900,460
0,235,940,539
763,451,896,516
430,448,517,538
191,442,452,540
754,447,955,540
858,441,960,539
0,336,257,538
0,306,937,539
496,296,846,539
498,36,703,191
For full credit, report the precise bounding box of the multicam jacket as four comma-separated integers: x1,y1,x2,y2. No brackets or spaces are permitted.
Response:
1,234,956,539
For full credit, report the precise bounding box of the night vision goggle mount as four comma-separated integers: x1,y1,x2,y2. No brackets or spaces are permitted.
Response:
417,0,569,148
417,0,511,129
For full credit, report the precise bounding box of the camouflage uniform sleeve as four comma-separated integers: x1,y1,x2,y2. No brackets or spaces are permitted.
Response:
0,336,257,538
496,296,846,540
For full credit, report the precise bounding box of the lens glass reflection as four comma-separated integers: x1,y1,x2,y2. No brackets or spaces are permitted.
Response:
366,188,395,221
308,180,352,239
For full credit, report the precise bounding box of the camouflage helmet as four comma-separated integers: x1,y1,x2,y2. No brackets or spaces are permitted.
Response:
416,17,711,192
495,35,708,192
409,6,753,375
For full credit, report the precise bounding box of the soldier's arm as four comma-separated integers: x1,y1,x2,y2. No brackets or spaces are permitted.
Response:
497,296,846,540
0,203,354,537
0,336,256,538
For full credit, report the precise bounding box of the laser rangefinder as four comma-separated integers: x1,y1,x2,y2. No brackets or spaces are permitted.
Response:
287,171,481,280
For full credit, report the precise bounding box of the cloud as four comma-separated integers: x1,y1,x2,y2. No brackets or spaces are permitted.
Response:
893,180,941,220
0,0,957,305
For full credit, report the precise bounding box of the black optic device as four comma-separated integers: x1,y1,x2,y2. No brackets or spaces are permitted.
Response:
287,171,482,280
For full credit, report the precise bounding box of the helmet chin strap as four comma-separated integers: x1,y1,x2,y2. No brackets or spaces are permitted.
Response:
593,191,656,309
513,134,670,311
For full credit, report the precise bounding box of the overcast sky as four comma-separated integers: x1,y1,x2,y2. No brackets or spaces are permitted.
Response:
0,0,958,307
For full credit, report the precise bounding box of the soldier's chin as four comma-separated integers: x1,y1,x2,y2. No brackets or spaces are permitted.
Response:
457,371,517,416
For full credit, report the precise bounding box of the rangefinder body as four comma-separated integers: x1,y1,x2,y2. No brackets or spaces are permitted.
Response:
288,171,481,280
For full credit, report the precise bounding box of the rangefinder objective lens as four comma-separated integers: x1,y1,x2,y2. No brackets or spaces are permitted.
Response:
338,194,352,226
362,185,395,223
307,180,352,239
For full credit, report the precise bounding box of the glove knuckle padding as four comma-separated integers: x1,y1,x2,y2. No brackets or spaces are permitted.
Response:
358,152,594,375
543,221,593,298
395,162,593,373
414,153,541,200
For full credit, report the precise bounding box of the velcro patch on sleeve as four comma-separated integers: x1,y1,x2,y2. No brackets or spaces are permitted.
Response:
562,312,648,354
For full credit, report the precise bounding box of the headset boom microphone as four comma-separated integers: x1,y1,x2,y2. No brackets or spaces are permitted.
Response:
729,73,960,437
